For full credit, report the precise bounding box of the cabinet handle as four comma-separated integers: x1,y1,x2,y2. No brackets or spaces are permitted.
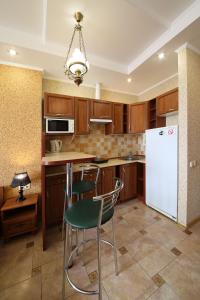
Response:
169,108,175,111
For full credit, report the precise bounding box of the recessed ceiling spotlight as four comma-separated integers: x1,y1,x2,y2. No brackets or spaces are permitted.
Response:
8,48,17,56
158,52,165,60
127,78,132,83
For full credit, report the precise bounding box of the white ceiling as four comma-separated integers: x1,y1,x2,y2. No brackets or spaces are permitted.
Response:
0,0,200,95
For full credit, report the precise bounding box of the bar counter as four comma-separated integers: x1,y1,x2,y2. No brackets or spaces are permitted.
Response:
41,151,96,250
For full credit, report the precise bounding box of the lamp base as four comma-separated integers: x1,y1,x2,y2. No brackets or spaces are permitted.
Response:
16,187,26,202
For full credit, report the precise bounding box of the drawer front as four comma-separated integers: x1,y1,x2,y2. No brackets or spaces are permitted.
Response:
3,218,36,237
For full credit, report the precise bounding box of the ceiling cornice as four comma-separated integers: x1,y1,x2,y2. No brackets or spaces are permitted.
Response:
127,0,200,74
137,73,178,97
175,42,200,55
0,60,44,72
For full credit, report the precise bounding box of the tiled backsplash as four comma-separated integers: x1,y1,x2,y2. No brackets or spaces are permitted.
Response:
58,124,145,157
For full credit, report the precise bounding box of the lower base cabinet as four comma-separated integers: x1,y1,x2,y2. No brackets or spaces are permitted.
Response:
117,163,137,202
45,162,143,226
101,166,116,194
137,163,145,203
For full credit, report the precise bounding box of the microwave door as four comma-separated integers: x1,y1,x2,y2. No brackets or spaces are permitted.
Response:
47,119,69,133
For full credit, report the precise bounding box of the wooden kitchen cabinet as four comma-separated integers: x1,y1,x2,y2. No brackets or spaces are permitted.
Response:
156,89,178,116
90,99,113,119
101,166,116,194
137,163,145,203
127,102,149,133
75,98,90,135
118,163,137,202
148,99,166,129
44,93,75,118
105,103,124,134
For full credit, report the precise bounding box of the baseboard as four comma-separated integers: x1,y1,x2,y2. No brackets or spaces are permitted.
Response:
187,215,200,228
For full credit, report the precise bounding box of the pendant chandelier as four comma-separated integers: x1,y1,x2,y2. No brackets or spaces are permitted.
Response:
64,12,89,86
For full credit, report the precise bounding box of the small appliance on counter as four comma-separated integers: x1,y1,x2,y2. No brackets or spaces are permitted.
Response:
92,157,108,164
50,139,63,153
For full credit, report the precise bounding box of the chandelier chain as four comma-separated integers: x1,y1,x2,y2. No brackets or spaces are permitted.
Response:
65,26,76,66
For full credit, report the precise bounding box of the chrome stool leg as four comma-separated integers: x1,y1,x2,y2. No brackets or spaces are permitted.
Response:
97,227,102,300
112,216,118,275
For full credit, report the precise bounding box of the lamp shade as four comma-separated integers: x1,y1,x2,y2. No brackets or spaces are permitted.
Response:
11,171,31,188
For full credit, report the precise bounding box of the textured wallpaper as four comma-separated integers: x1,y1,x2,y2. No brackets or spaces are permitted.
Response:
187,48,200,224
178,47,200,226
0,65,42,199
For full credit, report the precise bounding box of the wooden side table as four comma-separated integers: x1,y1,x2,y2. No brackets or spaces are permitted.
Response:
0,193,38,241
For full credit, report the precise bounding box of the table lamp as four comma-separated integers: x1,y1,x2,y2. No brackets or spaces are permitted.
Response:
11,171,31,201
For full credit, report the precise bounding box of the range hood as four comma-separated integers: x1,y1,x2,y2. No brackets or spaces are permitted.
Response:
90,118,112,124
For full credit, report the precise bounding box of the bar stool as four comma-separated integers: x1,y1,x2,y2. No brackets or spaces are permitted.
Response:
62,164,100,240
62,178,124,300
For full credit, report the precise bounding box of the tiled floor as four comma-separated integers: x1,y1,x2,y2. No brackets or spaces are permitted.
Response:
1,199,200,299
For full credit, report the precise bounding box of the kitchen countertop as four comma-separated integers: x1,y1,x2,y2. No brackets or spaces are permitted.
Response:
42,151,96,166
45,156,145,176
73,157,145,172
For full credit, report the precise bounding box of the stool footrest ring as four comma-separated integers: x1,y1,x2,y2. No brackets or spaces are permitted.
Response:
65,237,114,295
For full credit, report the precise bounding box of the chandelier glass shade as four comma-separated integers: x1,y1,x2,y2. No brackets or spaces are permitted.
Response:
64,12,89,86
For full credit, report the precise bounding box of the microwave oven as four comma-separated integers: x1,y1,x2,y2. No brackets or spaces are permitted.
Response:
46,118,74,134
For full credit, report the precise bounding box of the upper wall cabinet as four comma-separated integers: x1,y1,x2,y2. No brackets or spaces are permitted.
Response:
105,103,124,134
75,98,90,135
90,100,112,119
127,102,149,133
44,93,75,118
156,89,178,116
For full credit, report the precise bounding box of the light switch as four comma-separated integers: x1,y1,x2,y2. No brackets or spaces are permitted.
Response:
189,160,198,168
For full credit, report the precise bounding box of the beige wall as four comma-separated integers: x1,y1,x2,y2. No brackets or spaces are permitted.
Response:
0,65,42,198
178,47,200,226
43,78,137,103
138,75,178,102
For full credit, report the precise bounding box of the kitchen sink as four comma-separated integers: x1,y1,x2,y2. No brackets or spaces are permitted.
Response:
120,155,142,161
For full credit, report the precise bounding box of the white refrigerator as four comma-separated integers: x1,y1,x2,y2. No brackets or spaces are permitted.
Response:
145,126,178,221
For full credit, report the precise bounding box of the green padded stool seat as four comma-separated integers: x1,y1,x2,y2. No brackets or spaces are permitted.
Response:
65,199,114,230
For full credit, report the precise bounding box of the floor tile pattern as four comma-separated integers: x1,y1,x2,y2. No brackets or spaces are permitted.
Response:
0,199,200,299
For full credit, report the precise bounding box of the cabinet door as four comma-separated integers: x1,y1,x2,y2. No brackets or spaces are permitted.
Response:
75,98,90,135
101,167,116,194
106,103,124,134
157,89,178,116
90,100,112,119
46,174,66,226
156,96,166,116
165,90,178,113
44,93,74,117
128,103,149,133
119,163,137,202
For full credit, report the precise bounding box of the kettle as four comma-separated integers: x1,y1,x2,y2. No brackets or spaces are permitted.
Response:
50,139,62,153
